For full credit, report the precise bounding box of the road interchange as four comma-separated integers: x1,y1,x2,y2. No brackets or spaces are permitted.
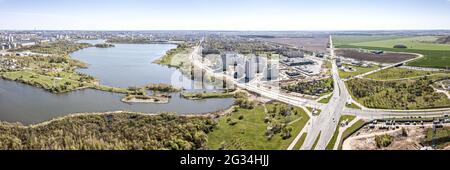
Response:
188,36,450,150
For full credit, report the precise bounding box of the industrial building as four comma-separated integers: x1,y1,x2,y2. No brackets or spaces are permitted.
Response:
282,58,315,66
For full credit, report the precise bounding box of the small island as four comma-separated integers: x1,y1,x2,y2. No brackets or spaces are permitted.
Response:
95,43,115,48
121,94,170,104
146,83,181,93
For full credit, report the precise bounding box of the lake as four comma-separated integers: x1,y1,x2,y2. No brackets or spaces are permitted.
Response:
0,41,233,125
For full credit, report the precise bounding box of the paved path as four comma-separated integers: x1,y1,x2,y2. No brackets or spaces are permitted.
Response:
301,36,349,150
434,82,450,99
333,118,360,150
287,119,311,150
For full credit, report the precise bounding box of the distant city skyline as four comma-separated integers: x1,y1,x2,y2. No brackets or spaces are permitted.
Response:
1,0,450,30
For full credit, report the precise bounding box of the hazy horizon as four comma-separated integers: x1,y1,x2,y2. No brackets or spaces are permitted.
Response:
1,0,450,31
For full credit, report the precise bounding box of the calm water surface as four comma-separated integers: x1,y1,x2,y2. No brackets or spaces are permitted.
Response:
0,41,233,124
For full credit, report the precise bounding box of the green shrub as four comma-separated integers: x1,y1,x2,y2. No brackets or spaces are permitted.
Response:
375,134,394,148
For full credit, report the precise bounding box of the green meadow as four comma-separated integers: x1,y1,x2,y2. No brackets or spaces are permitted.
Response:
334,35,450,69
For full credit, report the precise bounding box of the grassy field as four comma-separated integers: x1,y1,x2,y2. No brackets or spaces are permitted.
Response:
339,64,380,79
334,35,450,69
349,36,450,51
326,115,356,150
346,102,362,109
365,67,447,80
333,35,406,46
0,70,139,95
306,107,322,116
338,120,366,150
92,84,130,94
0,70,87,93
318,95,332,104
207,103,309,150
292,133,307,150
324,60,332,76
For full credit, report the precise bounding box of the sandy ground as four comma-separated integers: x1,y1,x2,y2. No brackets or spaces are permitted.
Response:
343,126,436,150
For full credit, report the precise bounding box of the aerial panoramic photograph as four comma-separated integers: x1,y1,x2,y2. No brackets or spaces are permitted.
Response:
0,0,449,168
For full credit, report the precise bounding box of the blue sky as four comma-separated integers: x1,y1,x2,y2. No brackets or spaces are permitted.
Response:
1,0,450,30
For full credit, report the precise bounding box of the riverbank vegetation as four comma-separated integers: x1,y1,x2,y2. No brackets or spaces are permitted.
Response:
0,70,92,93
1,42,180,96
0,42,99,93
146,83,181,93
182,91,234,100
121,94,170,104
233,91,257,109
207,101,309,150
153,43,192,68
347,75,450,110
92,84,129,94
0,112,215,150
10,41,92,55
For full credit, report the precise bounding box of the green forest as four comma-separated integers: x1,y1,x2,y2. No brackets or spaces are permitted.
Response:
347,76,450,110
0,113,215,150
283,78,334,96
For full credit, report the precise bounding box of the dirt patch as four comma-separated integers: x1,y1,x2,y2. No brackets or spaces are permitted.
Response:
336,49,417,63
344,126,430,150
263,37,329,53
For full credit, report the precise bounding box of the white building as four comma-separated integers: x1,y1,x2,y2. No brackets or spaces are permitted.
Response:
19,42,36,47
265,60,279,81
245,59,257,82
8,36,14,43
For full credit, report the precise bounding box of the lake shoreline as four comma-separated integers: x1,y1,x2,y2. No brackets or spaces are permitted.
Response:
0,41,235,124
4,103,236,127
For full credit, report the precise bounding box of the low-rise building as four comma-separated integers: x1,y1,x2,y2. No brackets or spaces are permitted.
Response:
282,58,315,66
19,41,36,47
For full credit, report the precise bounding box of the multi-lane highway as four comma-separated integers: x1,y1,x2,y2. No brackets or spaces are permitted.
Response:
189,36,450,150
300,36,350,150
